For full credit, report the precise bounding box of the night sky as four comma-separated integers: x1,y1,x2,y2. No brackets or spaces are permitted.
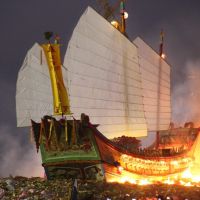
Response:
1,0,200,177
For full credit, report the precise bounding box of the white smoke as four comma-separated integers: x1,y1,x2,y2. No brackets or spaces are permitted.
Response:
0,125,43,177
172,60,200,127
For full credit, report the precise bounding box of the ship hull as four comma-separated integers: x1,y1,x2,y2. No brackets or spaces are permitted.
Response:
31,117,199,181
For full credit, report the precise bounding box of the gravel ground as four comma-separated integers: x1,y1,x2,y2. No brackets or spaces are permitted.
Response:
0,177,200,200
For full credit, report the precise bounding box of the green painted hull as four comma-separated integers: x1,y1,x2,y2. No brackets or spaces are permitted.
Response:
31,117,104,180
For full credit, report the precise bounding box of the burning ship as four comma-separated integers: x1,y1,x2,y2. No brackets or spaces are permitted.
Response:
16,2,200,183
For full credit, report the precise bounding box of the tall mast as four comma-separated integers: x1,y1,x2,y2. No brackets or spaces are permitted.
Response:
156,30,165,149
120,0,126,34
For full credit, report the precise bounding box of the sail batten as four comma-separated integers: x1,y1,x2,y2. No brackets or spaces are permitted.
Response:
66,44,141,78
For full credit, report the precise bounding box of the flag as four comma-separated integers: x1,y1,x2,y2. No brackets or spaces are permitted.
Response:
120,0,125,14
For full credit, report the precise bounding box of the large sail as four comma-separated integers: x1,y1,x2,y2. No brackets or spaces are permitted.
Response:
16,43,53,127
64,7,147,138
16,43,70,127
133,37,171,131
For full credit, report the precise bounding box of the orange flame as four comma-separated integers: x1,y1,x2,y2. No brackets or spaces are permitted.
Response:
107,166,200,187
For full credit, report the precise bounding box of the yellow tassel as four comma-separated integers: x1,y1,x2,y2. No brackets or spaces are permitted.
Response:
65,119,68,143
49,119,54,141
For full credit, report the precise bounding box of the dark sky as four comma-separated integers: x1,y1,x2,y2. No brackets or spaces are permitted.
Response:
0,0,200,177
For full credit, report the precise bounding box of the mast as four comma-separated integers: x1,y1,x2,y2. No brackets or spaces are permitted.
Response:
120,0,125,34
134,35,171,133
120,0,128,34
156,30,165,149
159,29,165,58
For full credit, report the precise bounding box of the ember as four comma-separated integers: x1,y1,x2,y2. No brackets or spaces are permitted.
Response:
107,165,200,188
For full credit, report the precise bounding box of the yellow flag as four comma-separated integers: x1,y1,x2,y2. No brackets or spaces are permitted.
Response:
41,44,71,115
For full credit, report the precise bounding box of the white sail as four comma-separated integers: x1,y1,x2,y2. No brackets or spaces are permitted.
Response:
133,37,171,131
16,43,53,127
16,7,170,136
63,7,147,138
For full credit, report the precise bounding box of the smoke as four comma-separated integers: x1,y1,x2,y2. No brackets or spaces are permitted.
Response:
0,125,43,178
172,60,200,127
0,77,43,178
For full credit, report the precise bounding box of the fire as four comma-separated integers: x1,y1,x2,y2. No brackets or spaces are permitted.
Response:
163,178,175,185
138,179,151,185
181,168,192,179
192,176,200,183
117,166,124,173
119,176,137,184
185,182,192,187
107,134,200,187
107,166,200,187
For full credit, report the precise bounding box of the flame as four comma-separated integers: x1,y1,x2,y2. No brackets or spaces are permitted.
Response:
181,168,192,179
163,178,175,185
192,176,200,183
107,137,200,187
107,166,200,187
171,160,178,166
118,166,124,173
138,179,151,185
185,182,192,187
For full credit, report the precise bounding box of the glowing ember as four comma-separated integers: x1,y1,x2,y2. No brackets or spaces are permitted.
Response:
163,178,175,185
119,154,193,177
192,176,200,183
118,166,124,173
181,168,192,179
107,166,200,187
107,132,200,187
138,179,151,185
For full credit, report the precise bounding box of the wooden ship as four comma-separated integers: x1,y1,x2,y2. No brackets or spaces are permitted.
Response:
16,2,200,181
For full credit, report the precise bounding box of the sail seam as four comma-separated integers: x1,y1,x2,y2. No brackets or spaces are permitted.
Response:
138,56,170,76
68,69,142,88
69,84,143,96
68,43,141,75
